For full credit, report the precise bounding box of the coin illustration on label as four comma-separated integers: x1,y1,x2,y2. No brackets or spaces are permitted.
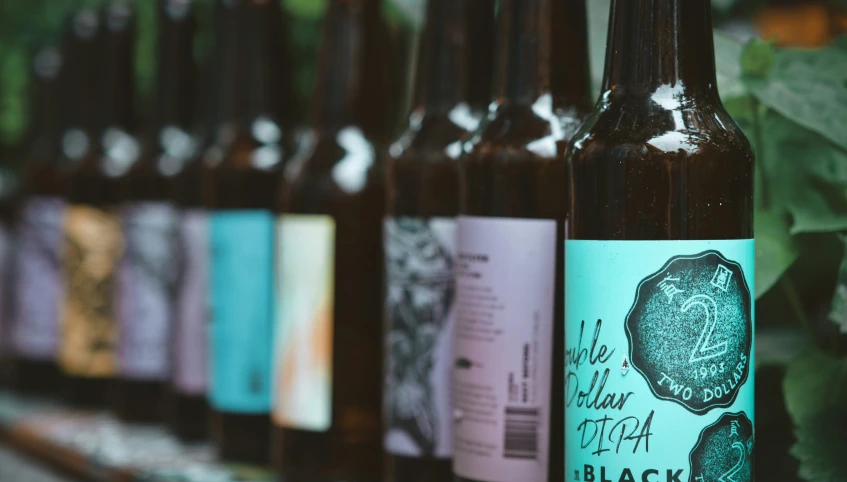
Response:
688,412,754,482
625,250,752,414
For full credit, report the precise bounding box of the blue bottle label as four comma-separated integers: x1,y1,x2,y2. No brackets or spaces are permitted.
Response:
565,240,755,482
209,210,275,413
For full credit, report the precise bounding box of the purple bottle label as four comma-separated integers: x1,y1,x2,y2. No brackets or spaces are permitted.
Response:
12,197,66,360
173,209,209,395
117,201,180,381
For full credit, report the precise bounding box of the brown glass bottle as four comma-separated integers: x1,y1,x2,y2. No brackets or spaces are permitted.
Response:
271,1,386,480
205,0,289,465
58,8,123,409
158,0,209,442
568,0,753,240
11,45,65,396
564,0,754,478
452,0,590,481
0,159,20,389
112,0,194,424
383,1,493,481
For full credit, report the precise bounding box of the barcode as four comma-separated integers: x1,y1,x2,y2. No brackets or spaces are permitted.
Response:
503,407,540,460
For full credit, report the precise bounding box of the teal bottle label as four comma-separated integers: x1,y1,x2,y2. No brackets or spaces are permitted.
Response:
565,240,754,482
209,210,275,413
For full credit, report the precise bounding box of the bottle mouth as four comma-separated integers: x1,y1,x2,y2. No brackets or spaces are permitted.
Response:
166,0,193,20
73,10,100,39
106,3,134,32
34,47,63,80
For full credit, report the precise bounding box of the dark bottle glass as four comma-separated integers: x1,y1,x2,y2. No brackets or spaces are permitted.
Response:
155,0,209,442
383,1,494,481
271,1,386,480
11,45,65,396
452,0,590,481
57,8,125,409
0,158,20,389
113,0,195,424
205,0,289,465
565,0,754,478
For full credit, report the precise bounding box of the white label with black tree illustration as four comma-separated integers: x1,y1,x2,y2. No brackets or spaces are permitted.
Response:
384,217,456,458
453,216,556,482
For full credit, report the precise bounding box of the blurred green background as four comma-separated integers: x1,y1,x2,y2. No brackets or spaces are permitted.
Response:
1,0,847,480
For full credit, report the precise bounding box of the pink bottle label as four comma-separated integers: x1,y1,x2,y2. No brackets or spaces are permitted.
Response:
173,209,209,395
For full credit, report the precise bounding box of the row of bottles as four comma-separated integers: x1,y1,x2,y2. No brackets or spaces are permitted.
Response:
1,0,755,481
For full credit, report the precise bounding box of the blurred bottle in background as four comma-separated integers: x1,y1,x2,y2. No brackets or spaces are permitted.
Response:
113,0,195,424
205,0,290,464
272,0,386,480
11,45,65,396
382,0,494,480
57,7,124,409
0,155,19,389
452,0,591,481
163,0,210,443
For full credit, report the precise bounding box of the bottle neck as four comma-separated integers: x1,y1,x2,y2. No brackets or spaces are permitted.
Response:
493,0,590,109
156,0,195,130
310,0,380,132
215,0,288,131
602,0,718,98
413,0,470,115
61,10,101,137
464,0,495,112
99,5,136,132
31,48,63,139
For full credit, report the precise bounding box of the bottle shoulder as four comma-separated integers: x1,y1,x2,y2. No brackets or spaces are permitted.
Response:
281,126,384,212
568,89,754,167
203,120,287,174
466,99,585,161
388,111,476,166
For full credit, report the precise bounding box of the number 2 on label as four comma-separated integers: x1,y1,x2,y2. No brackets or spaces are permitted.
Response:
683,294,728,364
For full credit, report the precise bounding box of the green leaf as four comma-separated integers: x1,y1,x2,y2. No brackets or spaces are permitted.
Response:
788,187,847,235
791,408,847,482
741,38,775,79
744,45,847,153
715,31,746,100
0,49,28,145
784,349,847,424
784,349,847,481
283,0,327,19
752,112,847,234
756,210,799,298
